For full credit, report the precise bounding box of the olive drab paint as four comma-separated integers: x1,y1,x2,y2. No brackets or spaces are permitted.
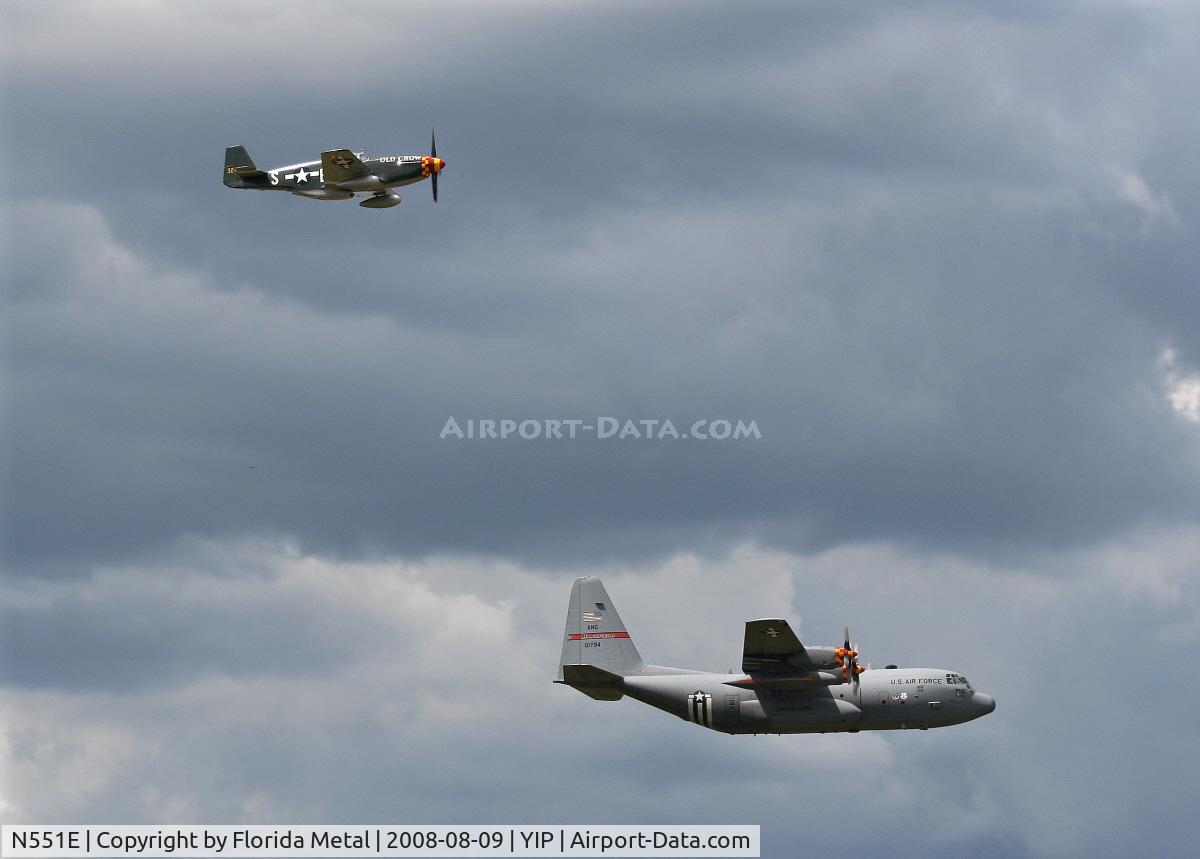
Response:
223,133,445,208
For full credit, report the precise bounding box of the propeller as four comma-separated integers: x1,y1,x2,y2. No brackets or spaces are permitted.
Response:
835,625,864,684
430,128,439,203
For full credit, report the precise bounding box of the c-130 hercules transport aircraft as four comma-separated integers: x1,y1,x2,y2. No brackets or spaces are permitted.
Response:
222,132,445,208
556,577,996,734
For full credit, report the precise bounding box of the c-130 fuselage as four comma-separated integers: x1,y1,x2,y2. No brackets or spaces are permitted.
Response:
556,577,995,735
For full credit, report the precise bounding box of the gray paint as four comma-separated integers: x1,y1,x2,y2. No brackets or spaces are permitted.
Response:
558,577,995,734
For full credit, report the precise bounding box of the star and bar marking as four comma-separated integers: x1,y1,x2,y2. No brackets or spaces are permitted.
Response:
286,167,316,183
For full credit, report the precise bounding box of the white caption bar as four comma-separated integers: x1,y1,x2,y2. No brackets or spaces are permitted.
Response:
2,826,758,858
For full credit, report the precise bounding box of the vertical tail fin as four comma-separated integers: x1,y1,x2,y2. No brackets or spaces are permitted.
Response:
224,145,266,187
557,577,644,682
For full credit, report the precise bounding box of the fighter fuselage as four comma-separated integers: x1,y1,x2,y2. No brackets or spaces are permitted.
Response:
230,154,436,192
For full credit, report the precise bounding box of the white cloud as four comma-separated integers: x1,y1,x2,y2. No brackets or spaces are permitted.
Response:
4,534,1199,855
1160,347,1200,424
1116,170,1180,230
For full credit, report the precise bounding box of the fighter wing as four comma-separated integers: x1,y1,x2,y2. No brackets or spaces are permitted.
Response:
742,618,814,674
320,149,371,184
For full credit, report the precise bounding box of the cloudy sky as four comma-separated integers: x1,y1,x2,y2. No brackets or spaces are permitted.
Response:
4,1,1200,856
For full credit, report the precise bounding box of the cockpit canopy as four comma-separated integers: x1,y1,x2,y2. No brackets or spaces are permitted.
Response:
946,672,972,689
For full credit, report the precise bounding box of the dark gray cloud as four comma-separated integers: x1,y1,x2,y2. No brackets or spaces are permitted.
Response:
8,1,1200,574
6,183,1198,572
5,1,1200,855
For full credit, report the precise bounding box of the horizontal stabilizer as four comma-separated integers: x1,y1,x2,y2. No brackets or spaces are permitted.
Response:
560,664,624,701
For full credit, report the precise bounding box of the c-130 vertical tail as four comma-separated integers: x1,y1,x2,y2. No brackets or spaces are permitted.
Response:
556,577,644,699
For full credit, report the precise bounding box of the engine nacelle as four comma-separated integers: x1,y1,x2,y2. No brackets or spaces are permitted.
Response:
810,670,844,686
796,645,839,671
359,193,401,208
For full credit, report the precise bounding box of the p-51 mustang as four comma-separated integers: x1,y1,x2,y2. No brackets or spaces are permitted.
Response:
556,577,995,734
222,132,445,208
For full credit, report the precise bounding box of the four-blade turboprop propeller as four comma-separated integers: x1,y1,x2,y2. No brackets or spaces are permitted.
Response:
835,625,865,684
222,132,445,209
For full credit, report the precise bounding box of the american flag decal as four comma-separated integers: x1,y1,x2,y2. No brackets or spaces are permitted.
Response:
582,611,601,622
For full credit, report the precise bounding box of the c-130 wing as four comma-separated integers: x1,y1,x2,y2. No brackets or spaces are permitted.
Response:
742,618,816,674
